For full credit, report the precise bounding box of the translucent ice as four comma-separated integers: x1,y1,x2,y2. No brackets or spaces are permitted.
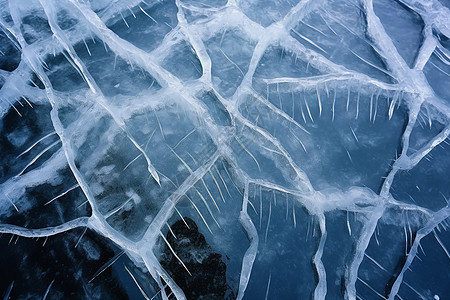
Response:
1,0,450,299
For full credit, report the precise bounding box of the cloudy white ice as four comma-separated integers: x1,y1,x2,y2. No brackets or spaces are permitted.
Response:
0,0,450,299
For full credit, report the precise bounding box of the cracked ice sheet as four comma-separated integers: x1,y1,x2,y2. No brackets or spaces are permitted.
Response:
1,0,450,299
155,158,249,297
0,226,160,299
243,185,319,299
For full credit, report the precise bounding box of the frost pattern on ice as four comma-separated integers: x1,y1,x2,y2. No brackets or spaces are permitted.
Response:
1,0,450,299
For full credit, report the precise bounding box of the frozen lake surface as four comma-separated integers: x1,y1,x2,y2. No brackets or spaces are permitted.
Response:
0,0,450,299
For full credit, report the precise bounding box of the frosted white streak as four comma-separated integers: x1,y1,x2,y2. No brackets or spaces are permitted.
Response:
0,217,89,237
388,206,450,300
313,214,327,300
237,183,259,300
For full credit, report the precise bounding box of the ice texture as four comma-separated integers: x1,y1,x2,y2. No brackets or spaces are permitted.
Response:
0,0,450,299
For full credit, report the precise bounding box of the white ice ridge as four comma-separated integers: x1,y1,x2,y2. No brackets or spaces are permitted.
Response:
0,0,450,299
